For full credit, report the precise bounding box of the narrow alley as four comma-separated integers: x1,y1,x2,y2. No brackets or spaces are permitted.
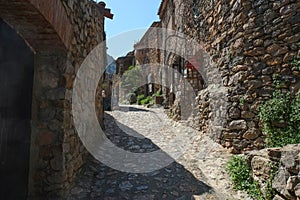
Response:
1,0,299,199
67,105,247,200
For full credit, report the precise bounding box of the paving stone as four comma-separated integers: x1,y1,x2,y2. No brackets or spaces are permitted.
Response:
119,181,133,191
67,105,247,199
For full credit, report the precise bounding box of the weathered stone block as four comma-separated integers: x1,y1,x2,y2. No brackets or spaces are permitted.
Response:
228,120,247,130
50,155,63,171
286,176,300,191
46,88,66,100
284,34,300,44
273,195,286,200
281,150,299,174
232,65,248,73
223,132,241,139
262,67,274,75
248,80,263,90
251,156,272,179
241,111,256,119
37,131,57,146
294,183,300,197
245,47,265,56
243,128,260,140
228,107,241,119
233,139,249,150
273,168,291,198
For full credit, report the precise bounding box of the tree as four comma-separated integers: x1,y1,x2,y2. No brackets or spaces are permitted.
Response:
121,66,144,94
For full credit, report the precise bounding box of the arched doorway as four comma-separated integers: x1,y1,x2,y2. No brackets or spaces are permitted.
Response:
0,18,34,199
0,0,72,197
0,0,108,198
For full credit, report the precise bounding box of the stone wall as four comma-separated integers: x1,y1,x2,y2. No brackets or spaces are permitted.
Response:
246,144,300,199
156,0,209,112
29,52,68,197
58,0,106,197
0,0,107,198
182,0,300,152
134,21,162,95
134,21,161,65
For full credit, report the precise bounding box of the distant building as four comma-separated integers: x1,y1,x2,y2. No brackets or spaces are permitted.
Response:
134,21,162,96
116,51,136,75
112,51,136,106
114,0,206,108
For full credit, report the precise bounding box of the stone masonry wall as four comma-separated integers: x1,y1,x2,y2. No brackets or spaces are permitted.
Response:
183,0,300,153
246,144,300,199
0,0,106,198
29,52,68,197
134,22,162,95
60,0,105,197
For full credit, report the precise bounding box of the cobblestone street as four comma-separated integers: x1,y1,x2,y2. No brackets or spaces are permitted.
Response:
67,105,247,200
1,0,299,199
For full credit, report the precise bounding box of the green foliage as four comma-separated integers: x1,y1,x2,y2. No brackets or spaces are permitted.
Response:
248,181,264,200
140,96,153,105
226,156,276,200
263,163,278,200
154,89,163,97
239,96,245,105
122,66,143,93
290,94,300,125
137,94,145,105
291,57,300,71
136,94,153,105
259,90,300,147
272,74,285,89
226,156,253,190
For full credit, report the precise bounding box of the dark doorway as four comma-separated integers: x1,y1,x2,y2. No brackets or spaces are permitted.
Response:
0,19,34,199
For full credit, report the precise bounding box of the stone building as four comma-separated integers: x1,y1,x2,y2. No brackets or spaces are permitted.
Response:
116,51,136,75
0,0,112,199
134,21,162,96
181,0,300,153
139,0,300,152
157,0,204,109
134,21,162,65
112,51,136,104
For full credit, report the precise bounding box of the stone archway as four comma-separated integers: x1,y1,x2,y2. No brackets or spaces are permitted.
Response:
0,18,34,200
0,0,71,198
0,0,108,198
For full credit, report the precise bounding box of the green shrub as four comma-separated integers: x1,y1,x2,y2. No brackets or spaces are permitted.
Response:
264,163,278,200
147,96,154,104
226,156,253,191
226,156,275,200
140,96,153,105
140,99,147,105
137,94,145,105
259,90,300,147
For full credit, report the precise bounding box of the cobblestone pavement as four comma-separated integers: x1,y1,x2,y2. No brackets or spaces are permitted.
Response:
67,105,248,200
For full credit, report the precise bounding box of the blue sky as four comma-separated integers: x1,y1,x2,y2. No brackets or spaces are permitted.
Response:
96,0,161,59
